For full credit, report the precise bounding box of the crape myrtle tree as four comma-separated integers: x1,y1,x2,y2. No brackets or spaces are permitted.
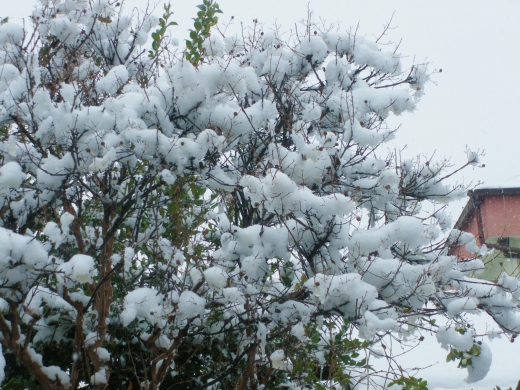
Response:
0,0,517,389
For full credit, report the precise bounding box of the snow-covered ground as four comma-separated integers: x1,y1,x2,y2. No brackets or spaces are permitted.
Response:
369,312,520,389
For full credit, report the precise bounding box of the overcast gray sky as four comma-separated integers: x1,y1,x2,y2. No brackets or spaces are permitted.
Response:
6,0,520,214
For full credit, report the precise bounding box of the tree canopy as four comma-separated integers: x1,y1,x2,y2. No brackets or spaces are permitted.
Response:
0,0,516,389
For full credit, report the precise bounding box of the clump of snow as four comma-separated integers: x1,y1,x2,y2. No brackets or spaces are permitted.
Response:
190,268,203,285
446,297,479,318
0,162,25,189
58,254,97,285
241,169,354,218
467,149,480,166
270,349,292,370
298,36,328,64
89,147,118,172
84,332,100,348
121,288,165,326
220,287,245,305
0,228,49,300
449,229,479,254
96,348,111,363
90,367,107,385
437,326,474,351
466,341,492,383
124,247,134,273
0,23,23,45
497,272,520,299
37,153,74,191
241,256,267,281
203,266,228,289
96,65,129,94
27,347,71,387
360,310,398,339
435,211,452,231
349,216,430,257
177,291,205,320
305,273,377,320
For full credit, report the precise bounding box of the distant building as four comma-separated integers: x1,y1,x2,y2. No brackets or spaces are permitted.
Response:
450,187,520,281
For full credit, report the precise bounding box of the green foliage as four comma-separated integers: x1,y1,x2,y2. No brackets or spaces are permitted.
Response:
0,125,8,139
285,320,369,389
446,343,482,368
148,3,178,59
388,376,429,390
185,0,222,67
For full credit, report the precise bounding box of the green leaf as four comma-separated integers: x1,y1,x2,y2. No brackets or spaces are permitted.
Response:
194,20,202,31
197,4,207,11
469,344,482,356
356,358,367,367
190,30,197,40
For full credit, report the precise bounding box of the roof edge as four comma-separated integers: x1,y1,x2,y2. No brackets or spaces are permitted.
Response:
453,194,475,231
472,187,520,198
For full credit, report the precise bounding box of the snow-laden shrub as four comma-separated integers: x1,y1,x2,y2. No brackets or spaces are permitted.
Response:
0,0,508,388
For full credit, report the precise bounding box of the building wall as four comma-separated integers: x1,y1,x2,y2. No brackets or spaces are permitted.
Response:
452,194,520,281
482,195,520,238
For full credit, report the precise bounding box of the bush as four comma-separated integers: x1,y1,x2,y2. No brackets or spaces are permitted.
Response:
0,0,517,388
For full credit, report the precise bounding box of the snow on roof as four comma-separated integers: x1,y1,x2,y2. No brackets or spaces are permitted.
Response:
475,183,520,190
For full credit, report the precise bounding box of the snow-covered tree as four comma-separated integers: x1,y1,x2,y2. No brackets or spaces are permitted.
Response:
0,0,517,389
